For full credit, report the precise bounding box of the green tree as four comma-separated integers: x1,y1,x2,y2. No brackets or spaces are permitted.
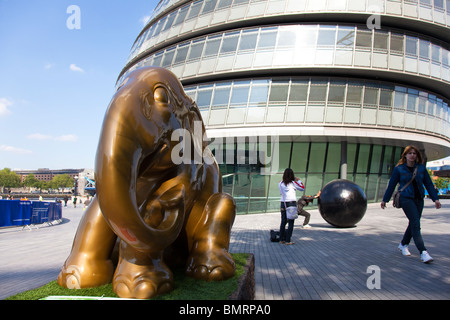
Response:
434,177,449,191
0,168,21,188
23,174,40,188
51,174,74,189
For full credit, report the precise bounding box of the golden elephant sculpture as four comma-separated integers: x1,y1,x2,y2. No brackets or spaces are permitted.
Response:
57,67,236,299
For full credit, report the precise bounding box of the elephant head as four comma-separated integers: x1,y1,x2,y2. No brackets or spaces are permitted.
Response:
95,67,203,252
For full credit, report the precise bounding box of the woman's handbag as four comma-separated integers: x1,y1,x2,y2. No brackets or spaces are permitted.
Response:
285,206,299,220
279,182,298,220
392,166,417,209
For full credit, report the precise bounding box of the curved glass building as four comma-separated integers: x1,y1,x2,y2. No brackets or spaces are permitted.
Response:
118,0,450,214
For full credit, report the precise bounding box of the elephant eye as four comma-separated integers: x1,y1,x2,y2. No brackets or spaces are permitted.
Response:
154,87,169,104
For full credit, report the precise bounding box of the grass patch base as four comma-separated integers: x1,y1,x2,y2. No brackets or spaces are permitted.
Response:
6,253,252,300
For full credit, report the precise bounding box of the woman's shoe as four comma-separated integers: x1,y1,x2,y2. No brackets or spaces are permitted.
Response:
285,242,295,245
421,251,433,263
279,241,285,244
398,243,411,256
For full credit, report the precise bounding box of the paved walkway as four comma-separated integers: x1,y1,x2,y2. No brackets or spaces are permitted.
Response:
1,200,450,300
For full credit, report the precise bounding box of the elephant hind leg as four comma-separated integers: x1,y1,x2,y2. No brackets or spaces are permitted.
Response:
57,196,117,289
186,192,236,281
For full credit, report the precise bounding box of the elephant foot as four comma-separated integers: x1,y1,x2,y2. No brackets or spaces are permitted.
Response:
113,257,173,299
57,257,115,289
186,244,235,281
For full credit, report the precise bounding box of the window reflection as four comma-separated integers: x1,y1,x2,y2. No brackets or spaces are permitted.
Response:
124,24,450,86
183,77,448,124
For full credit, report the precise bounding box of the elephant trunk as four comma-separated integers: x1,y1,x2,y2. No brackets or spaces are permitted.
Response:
95,121,184,253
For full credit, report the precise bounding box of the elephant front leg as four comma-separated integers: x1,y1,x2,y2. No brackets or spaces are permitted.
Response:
186,193,236,281
113,240,173,299
112,185,186,299
57,196,117,289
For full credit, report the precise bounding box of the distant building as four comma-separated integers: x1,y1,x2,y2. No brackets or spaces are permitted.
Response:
13,168,95,195
14,168,84,182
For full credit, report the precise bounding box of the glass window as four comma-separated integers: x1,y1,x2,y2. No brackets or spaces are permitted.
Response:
407,89,419,111
419,39,430,59
428,95,436,115
390,34,404,53
212,84,231,107
347,143,357,175
434,0,444,9
379,89,393,107
325,143,341,172
443,49,449,66
173,5,189,25
234,0,249,5
336,27,355,48
418,92,428,113
174,43,189,64
381,146,394,174
308,143,327,172
162,48,175,67
220,32,239,54
188,40,205,61
304,173,324,196
239,30,258,51
347,82,364,105
187,0,203,20
162,12,177,32
152,52,163,67
374,31,389,50
257,28,278,49
289,81,309,103
317,27,336,46
328,82,346,104
309,81,328,103
144,24,156,41
295,26,318,48
249,80,270,105
356,144,370,173
197,87,213,109
364,86,379,106
432,44,441,62
217,0,232,9
230,85,250,105
154,16,167,35
269,81,290,103
201,0,217,14
204,36,221,56
355,29,372,48
277,142,292,172
291,142,309,172
406,37,418,56
394,86,407,110
248,174,269,214
277,28,297,48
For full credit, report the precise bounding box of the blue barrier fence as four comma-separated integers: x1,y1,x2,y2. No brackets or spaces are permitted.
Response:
0,200,62,228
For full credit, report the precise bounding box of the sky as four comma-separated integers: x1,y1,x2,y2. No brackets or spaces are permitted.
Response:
0,0,159,170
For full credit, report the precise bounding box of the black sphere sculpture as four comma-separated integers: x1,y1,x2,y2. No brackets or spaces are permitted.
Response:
318,179,367,228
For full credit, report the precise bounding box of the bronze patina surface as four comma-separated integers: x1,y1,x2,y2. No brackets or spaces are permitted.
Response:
57,67,236,299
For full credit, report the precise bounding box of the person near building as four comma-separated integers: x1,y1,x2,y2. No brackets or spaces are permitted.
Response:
381,145,441,263
279,168,305,245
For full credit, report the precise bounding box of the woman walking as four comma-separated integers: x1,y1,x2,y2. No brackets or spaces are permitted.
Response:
381,145,441,263
279,168,305,245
